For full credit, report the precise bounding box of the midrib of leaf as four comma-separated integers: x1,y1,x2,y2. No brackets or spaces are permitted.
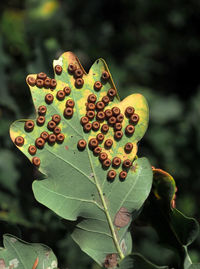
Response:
67,75,125,260
87,150,125,260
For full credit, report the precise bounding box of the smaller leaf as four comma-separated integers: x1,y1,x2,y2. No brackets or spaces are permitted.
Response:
152,168,176,206
118,253,169,269
0,234,58,269
139,168,199,269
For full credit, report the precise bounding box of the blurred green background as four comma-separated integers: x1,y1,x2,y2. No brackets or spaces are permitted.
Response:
0,0,200,268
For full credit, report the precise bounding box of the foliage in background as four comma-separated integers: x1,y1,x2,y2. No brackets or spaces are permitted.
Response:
0,0,200,268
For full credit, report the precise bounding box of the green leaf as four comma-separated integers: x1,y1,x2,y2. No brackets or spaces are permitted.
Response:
189,264,200,269
118,253,168,269
140,168,199,269
0,234,58,268
10,52,152,266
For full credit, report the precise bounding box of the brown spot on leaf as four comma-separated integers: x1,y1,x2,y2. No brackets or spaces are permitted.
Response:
103,254,118,268
131,164,138,172
114,207,131,228
65,146,69,150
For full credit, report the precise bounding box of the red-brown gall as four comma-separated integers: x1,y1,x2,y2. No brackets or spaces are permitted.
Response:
114,130,123,140
40,131,49,141
92,121,100,131
107,88,116,99
119,171,127,180
96,111,105,121
63,86,71,95
75,78,84,88
36,79,44,88
89,138,99,149
125,125,135,135
124,142,133,153
96,133,104,142
74,68,83,78
36,116,45,126
130,113,140,125
108,116,116,126
37,72,47,80
24,120,35,132
56,133,65,143
27,76,36,86
47,120,56,131
35,137,45,149
56,90,65,101
50,79,57,89
68,63,77,73
103,159,111,168
105,109,113,119
45,93,54,104
104,139,113,149
94,81,102,91
101,124,109,133
77,139,87,150
80,116,89,126
83,122,92,132
123,159,132,169
86,110,95,120
99,152,108,162
87,103,95,111
52,114,61,124
112,107,120,116
38,105,47,115
116,114,124,123
112,157,121,168
96,101,105,111
44,77,51,89
55,65,62,75
93,146,102,156
28,145,37,155
64,107,73,118
102,96,110,105
15,136,24,146
48,134,56,144
125,106,135,117
32,157,40,167
114,122,122,131
107,170,116,181
101,71,110,81
88,94,97,103
53,126,61,135
66,99,75,108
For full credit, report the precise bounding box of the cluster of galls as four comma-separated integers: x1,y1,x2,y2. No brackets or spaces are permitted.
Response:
27,65,75,117
15,106,65,167
76,70,139,182
27,68,60,89
68,63,84,88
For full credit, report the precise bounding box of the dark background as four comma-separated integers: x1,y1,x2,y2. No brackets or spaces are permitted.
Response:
0,0,200,268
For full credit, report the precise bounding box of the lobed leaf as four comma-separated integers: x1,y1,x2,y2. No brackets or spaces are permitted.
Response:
10,52,152,266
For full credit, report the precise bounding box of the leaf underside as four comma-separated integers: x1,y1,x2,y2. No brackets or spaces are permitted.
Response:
118,253,169,269
10,52,152,266
0,234,57,269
